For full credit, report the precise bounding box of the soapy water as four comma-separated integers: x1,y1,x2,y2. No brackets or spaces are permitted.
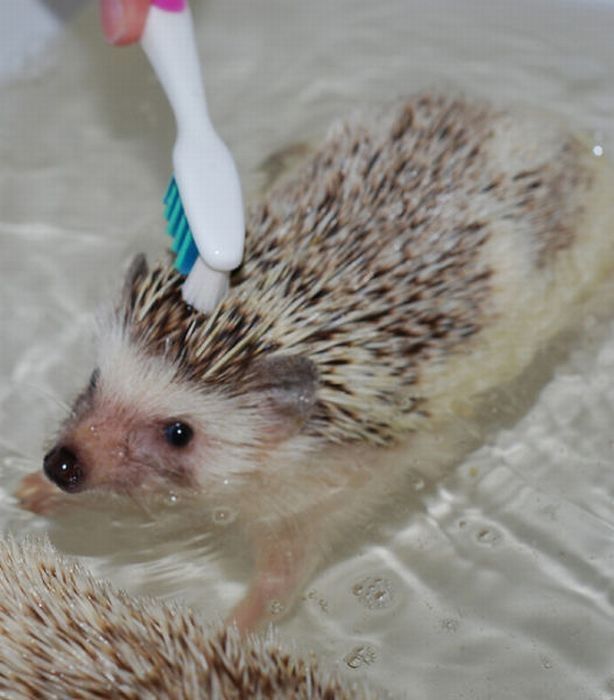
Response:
1,0,614,697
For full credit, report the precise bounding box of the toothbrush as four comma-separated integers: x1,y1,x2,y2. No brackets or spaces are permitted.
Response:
141,0,245,314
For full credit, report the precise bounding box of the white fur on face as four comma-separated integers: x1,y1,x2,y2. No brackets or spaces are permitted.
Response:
90,316,321,493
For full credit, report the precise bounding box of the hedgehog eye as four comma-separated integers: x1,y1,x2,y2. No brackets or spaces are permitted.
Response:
164,421,194,448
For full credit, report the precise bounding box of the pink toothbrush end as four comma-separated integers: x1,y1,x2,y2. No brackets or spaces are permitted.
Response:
151,0,186,11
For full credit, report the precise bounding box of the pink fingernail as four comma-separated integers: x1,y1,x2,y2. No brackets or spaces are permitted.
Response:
152,0,186,11
101,0,126,44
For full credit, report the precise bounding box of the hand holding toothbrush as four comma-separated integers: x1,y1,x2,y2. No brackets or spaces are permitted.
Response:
100,0,150,45
99,0,245,314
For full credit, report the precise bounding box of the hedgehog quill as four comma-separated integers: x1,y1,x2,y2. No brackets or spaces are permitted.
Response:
18,93,614,631
0,537,376,700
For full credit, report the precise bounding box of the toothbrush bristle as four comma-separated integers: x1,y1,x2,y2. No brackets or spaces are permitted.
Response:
163,176,199,275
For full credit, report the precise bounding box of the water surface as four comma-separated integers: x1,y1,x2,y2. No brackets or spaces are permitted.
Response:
1,1,613,697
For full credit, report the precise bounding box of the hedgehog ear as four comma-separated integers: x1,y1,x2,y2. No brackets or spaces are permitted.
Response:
246,355,318,440
121,254,149,311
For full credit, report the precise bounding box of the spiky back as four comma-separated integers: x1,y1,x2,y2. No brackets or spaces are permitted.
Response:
0,538,373,699
122,93,592,445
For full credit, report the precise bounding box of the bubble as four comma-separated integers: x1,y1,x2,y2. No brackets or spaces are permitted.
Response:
475,527,502,546
212,507,237,526
268,599,284,616
352,576,395,610
304,589,329,613
540,654,553,670
440,618,460,632
344,645,376,669
165,491,179,505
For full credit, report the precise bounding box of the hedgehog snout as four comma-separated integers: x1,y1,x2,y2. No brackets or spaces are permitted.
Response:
43,446,86,493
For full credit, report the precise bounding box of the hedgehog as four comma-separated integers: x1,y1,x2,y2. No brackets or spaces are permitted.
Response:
0,536,376,699
16,93,614,632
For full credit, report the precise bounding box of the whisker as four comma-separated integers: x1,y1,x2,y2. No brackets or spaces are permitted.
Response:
20,383,72,415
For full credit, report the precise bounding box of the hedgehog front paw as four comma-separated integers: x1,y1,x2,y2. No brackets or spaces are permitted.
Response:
227,574,297,634
226,523,316,634
227,591,270,634
15,471,68,516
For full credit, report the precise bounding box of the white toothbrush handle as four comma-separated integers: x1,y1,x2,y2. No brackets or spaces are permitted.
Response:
141,3,245,272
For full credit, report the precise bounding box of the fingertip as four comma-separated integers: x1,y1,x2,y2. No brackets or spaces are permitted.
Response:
100,0,150,46
100,0,125,45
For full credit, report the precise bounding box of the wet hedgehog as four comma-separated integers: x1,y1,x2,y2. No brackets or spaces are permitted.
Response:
18,93,614,630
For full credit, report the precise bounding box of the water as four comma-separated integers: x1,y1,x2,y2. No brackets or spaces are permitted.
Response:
1,1,614,697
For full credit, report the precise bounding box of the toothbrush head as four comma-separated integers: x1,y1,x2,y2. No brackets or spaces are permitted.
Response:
163,176,198,275
163,176,230,313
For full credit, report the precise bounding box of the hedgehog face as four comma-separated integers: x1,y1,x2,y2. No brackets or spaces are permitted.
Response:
43,383,205,494
42,323,320,499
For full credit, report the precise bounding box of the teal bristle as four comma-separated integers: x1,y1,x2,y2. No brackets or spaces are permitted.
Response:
163,176,199,276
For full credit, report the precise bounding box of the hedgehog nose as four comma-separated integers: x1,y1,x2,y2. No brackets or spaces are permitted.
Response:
43,447,85,493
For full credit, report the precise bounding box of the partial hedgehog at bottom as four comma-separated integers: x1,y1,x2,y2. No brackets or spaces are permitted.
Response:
0,537,376,700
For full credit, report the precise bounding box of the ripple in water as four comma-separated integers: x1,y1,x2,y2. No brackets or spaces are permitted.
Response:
344,645,377,670
474,526,503,547
352,576,395,610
